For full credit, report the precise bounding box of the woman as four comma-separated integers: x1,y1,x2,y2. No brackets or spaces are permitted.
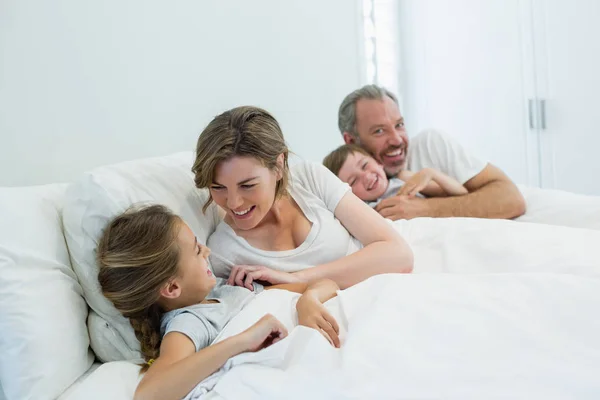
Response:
192,106,413,290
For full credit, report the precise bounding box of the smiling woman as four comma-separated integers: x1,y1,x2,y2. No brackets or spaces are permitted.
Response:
192,106,413,290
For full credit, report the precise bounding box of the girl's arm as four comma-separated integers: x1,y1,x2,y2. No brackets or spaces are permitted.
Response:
135,314,286,400
398,168,468,197
268,280,341,347
293,192,413,289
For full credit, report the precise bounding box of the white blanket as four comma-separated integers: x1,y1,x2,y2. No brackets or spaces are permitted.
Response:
189,273,600,400
392,217,600,277
183,218,600,400
67,218,600,399
517,185,600,230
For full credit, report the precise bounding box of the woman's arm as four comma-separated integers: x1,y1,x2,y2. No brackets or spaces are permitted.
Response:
293,192,413,289
135,315,287,400
398,168,468,197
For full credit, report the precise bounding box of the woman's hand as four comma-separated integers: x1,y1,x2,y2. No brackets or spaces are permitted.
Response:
397,168,434,197
239,314,288,352
296,295,340,348
228,265,301,290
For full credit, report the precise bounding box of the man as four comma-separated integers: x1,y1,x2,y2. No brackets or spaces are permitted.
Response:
338,84,526,220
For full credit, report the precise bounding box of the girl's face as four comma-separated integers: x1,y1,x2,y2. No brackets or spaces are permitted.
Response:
209,155,282,231
174,222,216,305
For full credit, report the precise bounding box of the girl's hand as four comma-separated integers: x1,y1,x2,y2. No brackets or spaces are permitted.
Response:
228,265,301,290
296,295,340,348
239,314,288,352
397,168,434,197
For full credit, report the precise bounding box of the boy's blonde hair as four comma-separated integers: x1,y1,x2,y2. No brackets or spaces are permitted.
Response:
97,204,181,372
323,143,372,177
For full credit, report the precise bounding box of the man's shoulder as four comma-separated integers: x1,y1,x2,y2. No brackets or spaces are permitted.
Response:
410,129,449,148
407,129,456,171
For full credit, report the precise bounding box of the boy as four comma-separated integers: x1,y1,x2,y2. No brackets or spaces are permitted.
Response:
323,144,467,207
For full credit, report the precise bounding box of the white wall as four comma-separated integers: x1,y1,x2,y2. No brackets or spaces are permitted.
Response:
0,0,363,186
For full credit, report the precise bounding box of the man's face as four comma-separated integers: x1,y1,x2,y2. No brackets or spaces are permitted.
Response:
344,96,409,177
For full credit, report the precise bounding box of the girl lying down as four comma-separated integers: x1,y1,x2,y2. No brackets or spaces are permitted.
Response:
97,205,340,400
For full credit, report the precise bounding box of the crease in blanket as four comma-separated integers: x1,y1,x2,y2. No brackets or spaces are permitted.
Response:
183,327,342,400
183,292,348,400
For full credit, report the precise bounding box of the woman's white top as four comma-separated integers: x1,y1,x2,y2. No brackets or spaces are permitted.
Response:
207,161,362,278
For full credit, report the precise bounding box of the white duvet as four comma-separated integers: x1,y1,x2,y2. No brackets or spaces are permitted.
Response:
65,217,600,400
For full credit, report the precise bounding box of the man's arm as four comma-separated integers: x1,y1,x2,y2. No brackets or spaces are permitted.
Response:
376,164,526,219
425,163,526,218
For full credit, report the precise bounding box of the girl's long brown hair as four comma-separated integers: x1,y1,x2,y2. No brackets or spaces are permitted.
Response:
97,204,181,372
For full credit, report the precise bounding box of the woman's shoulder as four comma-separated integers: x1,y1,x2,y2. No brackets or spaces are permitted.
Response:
290,159,321,176
289,160,335,189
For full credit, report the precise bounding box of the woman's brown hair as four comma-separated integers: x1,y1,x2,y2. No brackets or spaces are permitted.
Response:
192,106,290,212
97,204,181,372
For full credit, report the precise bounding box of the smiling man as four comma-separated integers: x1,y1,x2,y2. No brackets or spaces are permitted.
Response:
337,84,525,220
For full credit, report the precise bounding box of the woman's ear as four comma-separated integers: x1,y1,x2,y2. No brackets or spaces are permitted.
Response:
275,153,285,180
159,279,182,300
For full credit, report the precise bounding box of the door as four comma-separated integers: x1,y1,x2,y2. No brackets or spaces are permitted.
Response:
534,0,600,195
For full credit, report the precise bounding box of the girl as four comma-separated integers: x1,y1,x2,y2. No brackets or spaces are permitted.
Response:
97,204,340,400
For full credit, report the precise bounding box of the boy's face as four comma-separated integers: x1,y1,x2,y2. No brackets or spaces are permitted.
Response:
337,151,389,201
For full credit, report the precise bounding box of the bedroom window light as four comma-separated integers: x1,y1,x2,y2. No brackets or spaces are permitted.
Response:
362,0,401,97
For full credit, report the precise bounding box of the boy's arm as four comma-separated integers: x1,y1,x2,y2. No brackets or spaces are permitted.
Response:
428,168,468,196
398,168,467,197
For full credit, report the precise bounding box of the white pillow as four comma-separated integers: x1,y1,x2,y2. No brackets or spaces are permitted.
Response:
62,152,221,362
0,184,93,400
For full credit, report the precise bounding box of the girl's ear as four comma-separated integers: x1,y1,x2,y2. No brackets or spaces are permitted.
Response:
159,279,182,300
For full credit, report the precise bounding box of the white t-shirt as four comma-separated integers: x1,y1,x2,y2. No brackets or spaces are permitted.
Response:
208,161,363,278
407,129,487,184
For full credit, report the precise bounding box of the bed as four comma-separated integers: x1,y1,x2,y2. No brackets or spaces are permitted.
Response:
1,152,599,400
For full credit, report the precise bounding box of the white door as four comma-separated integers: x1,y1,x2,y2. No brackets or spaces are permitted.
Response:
398,0,540,186
534,0,600,195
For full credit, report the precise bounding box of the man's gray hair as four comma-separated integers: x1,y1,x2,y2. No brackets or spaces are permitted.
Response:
338,84,398,138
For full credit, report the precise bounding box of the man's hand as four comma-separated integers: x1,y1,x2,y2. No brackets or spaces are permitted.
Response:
374,195,431,220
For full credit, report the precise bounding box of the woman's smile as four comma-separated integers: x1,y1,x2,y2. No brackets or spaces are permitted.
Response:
231,205,256,220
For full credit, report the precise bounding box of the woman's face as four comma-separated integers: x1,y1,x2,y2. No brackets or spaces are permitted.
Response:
210,155,281,231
